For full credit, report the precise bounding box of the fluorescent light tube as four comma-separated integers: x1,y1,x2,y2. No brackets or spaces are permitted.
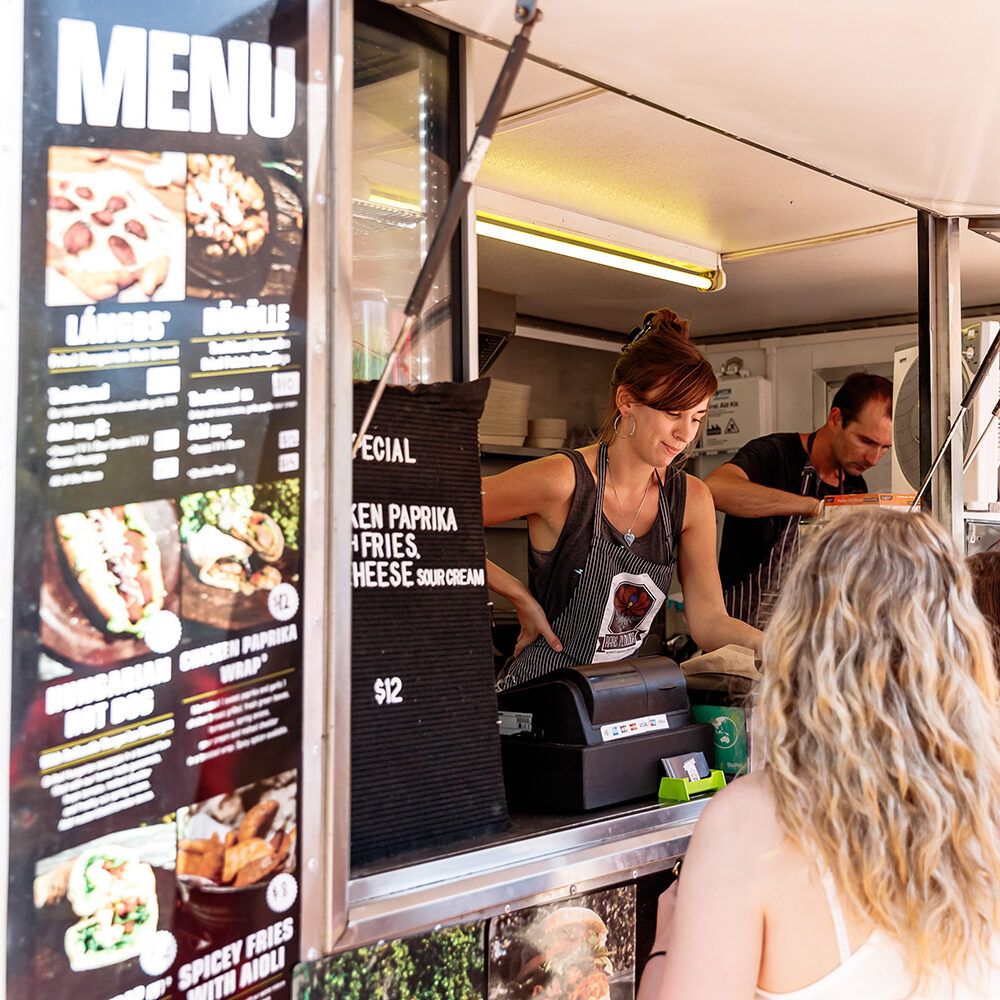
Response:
476,218,718,291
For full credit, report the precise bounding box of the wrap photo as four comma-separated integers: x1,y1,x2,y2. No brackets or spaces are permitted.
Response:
32,823,177,996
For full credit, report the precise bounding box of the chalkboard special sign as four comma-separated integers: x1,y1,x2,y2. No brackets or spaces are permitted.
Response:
351,380,508,866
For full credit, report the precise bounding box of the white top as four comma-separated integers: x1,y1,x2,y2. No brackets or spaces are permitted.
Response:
755,867,1000,999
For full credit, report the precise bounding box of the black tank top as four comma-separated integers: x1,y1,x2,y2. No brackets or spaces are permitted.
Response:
528,449,687,624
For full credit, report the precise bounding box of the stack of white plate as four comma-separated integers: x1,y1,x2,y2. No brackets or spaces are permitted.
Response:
526,418,567,450
480,380,532,445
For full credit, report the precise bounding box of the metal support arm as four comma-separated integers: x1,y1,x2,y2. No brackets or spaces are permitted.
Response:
352,3,543,456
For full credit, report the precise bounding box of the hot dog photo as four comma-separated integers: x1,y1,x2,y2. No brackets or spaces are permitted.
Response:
39,499,182,671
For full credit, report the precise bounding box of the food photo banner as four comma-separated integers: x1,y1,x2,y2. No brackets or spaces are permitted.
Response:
8,1,309,997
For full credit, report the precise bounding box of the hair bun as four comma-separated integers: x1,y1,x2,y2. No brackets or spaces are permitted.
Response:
641,307,690,343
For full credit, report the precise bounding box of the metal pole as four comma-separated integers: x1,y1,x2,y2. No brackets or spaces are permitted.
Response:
298,0,354,961
323,0,356,954
352,5,542,456
964,399,1000,473
0,0,23,988
458,33,480,382
916,213,934,486
914,214,963,537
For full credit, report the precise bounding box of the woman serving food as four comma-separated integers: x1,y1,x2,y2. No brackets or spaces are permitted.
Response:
485,308,761,690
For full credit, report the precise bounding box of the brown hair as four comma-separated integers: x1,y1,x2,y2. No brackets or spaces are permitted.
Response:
598,307,718,443
968,550,1000,663
830,372,893,424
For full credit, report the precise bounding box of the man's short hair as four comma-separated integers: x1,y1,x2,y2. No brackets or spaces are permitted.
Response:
831,372,893,425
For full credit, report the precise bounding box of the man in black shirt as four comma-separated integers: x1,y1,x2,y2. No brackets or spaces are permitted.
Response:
705,372,893,627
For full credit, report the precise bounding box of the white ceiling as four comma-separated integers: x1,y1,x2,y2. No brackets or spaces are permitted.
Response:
397,1,1000,337
471,70,908,252
425,0,1000,214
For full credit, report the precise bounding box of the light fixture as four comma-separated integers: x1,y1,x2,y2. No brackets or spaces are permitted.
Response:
475,205,725,292
368,191,421,213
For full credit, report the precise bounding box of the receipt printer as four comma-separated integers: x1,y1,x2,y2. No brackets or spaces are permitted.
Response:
497,657,713,812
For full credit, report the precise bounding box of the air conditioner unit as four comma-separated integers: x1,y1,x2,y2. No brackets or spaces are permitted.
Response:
891,322,999,505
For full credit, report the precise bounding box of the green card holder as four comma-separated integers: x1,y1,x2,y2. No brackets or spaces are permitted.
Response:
657,769,726,803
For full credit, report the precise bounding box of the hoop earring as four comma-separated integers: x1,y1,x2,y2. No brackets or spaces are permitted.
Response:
613,412,637,439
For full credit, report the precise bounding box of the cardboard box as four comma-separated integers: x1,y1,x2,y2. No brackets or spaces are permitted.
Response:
823,493,918,516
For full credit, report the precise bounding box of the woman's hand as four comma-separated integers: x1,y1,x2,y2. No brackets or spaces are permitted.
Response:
513,593,563,657
677,477,764,654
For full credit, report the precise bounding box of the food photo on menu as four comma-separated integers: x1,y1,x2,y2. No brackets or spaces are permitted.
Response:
46,146,186,306
31,823,177,997
185,152,304,300
489,887,636,1000
179,479,300,633
175,770,297,938
39,500,182,673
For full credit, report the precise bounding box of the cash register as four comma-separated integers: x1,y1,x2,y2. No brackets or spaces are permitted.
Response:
497,656,713,811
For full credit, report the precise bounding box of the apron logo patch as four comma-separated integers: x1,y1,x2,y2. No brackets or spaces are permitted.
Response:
610,582,654,634
593,571,666,661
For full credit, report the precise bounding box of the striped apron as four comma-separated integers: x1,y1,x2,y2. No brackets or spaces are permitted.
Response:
496,443,680,691
722,432,842,631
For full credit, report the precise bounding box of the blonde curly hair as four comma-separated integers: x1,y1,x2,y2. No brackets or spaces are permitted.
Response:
759,510,1000,984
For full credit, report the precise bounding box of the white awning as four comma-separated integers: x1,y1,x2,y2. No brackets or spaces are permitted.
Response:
413,0,1000,215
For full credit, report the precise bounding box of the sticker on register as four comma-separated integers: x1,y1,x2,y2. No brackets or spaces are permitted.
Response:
600,713,669,742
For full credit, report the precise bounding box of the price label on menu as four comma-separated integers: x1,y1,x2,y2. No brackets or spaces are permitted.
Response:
7,2,310,998
373,676,404,706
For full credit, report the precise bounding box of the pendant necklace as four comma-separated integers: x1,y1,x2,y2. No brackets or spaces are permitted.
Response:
607,458,653,547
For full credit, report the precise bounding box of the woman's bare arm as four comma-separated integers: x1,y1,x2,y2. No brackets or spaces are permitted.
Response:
639,779,767,999
677,476,763,654
482,454,576,654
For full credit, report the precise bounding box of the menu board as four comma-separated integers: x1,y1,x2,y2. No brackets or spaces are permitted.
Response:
8,3,308,998
351,381,508,867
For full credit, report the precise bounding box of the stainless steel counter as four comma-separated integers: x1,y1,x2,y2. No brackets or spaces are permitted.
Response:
335,797,707,950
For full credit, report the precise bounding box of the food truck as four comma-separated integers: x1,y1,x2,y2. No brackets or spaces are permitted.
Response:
3,0,1000,996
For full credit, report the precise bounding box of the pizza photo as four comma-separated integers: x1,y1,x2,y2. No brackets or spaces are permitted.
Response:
45,147,186,306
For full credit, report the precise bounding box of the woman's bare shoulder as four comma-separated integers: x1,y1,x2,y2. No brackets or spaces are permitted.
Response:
692,772,783,859
679,473,715,527
531,449,579,493
486,449,578,500
682,471,711,501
